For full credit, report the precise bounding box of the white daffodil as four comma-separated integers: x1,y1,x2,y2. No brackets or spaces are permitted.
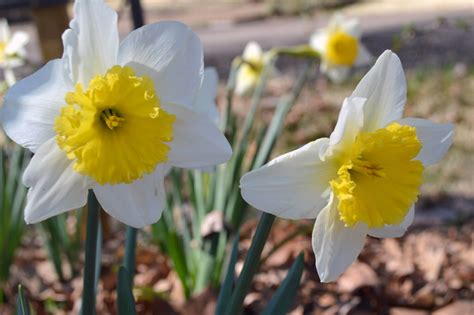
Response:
0,19,29,85
310,14,372,83
235,41,267,96
240,50,453,282
0,0,232,228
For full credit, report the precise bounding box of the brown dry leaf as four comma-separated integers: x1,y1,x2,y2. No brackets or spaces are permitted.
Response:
432,300,474,315
35,260,58,285
410,284,435,308
136,297,178,315
382,239,415,277
389,307,430,315
411,233,446,282
318,293,337,308
167,271,186,307
289,305,305,315
337,262,379,293
181,287,217,315
200,211,226,238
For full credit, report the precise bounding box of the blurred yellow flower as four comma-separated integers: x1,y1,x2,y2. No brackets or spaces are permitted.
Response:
310,14,372,82
235,41,266,96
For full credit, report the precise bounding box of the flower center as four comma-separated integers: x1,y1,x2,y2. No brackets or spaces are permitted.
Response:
101,108,124,130
55,65,176,185
330,122,424,228
326,30,359,66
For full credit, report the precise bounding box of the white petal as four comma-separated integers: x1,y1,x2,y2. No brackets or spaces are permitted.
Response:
0,19,10,42
242,41,263,63
326,66,351,83
235,66,258,96
65,0,119,84
329,96,365,149
309,31,328,54
5,31,29,55
368,205,414,238
0,59,72,152
118,21,203,108
163,103,232,169
4,67,15,86
351,50,406,132
340,16,361,38
194,67,220,125
93,165,167,228
61,28,80,84
397,118,454,166
312,194,368,282
23,138,91,224
355,44,373,67
240,138,337,220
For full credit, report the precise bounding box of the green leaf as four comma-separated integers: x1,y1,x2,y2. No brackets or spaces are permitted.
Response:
117,267,137,315
261,253,305,315
166,229,191,298
215,234,239,315
16,285,31,315
273,45,320,59
227,214,275,315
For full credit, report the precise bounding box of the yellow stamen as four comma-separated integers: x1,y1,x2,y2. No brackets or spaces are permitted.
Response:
101,108,125,130
55,66,176,185
330,122,424,228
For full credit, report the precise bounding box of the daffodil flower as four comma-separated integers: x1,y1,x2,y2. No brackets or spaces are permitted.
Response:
0,18,29,85
240,51,453,282
0,0,232,228
310,14,372,83
235,41,267,96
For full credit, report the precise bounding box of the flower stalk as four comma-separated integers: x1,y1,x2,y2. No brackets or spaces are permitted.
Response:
227,213,275,315
123,226,137,281
81,190,100,315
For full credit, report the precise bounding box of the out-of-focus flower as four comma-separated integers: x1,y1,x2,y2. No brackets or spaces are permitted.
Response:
235,41,267,96
310,14,372,83
0,0,232,228
0,19,29,86
240,50,453,282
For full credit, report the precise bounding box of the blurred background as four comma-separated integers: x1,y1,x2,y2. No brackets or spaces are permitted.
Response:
0,0,473,314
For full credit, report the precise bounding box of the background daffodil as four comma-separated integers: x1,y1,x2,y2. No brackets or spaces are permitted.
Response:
0,0,232,228
235,41,266,96
0,18,29,86
310,13,372,83
240,50,453,282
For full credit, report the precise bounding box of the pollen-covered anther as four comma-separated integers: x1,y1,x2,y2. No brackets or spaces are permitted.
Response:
101,108,125,130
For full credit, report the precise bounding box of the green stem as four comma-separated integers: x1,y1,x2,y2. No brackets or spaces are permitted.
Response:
227,213,275,315
81,191,100,315
123,226,137,282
